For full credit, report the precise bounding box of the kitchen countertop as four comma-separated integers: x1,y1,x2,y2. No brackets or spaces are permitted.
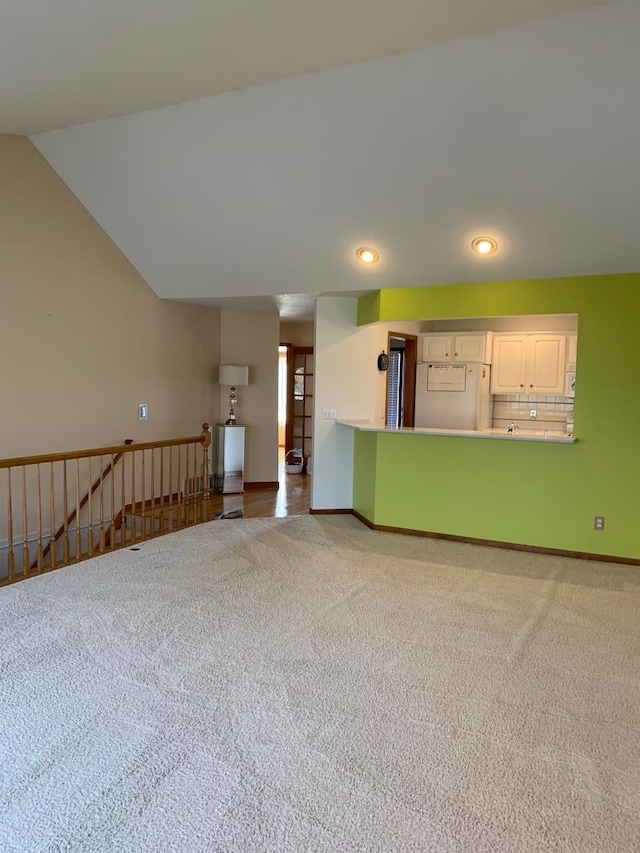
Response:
336,420,575,443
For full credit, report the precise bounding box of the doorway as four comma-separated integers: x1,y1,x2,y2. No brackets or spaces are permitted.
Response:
278,343,314,470
278,345,288,448
386,333,417,428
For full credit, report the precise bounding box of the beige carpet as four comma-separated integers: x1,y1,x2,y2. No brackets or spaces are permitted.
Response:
0,515,638,852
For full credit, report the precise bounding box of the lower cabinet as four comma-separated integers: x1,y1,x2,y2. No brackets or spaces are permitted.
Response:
490,334,567,394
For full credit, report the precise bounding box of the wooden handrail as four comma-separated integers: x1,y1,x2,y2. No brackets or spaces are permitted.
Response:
0,429,208,469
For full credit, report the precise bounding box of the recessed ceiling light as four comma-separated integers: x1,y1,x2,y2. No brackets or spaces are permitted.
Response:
471,236,498,256
356,247,379,265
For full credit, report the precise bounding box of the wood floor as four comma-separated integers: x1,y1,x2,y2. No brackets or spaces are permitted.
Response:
211,452,311,519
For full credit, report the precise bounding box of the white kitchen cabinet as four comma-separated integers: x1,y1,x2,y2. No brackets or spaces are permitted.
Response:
419,332,492,364
491,336,528,392
420,334,452,362
567,334,578,368
490,334,566,394
528,335,567,392
454,333,493,364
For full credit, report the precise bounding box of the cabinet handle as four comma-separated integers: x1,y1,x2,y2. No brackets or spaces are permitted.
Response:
454,352,458,357
529,384,533,388
445,353,449,357
520,384,524,388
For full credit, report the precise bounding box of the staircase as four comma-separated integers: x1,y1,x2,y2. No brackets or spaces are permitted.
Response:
0,424,213,586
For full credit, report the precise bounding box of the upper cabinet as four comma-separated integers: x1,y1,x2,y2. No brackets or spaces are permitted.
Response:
490,334,567,394
419,332,493,364
490,336,527,392
420,334,452,362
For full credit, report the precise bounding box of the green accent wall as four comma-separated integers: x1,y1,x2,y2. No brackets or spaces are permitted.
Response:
354,274,640,560
353,430,378,521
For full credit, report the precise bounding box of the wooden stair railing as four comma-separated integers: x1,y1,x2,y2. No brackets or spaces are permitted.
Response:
29,440,134,571
0,424,212,586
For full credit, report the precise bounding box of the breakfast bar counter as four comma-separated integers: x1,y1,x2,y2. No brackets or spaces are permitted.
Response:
337,420,575,444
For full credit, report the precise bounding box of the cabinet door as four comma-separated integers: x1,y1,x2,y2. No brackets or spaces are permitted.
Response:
526,335,566,394
421,335,452,363
490,336,527,393
567,334,578,368
453,334,489,364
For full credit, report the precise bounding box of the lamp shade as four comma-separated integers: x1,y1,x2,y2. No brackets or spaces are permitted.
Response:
218,364,249,387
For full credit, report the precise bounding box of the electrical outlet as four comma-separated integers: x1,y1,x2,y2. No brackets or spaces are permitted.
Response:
529,409,537,420
594,516,605,531
321,408,337,420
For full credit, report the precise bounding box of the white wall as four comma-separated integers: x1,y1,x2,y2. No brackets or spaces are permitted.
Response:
373,320,423,425
312,305,423,510
312,297,380,510
220,309,279,483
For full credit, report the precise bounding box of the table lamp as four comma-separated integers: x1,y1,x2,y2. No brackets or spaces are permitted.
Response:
218,365,249,425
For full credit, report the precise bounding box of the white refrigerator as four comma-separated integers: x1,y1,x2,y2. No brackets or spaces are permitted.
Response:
414,363,492,431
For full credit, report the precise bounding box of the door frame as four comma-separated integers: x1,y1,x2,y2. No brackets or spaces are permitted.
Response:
284,344,314,455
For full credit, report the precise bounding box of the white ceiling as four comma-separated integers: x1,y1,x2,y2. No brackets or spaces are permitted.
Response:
179,293,317,321
28,1,640,318
2,0,609,135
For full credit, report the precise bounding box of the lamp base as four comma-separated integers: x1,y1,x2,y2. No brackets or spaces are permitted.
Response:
224,387,239,426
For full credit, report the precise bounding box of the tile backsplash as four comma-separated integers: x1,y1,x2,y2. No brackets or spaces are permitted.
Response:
492,394,574,434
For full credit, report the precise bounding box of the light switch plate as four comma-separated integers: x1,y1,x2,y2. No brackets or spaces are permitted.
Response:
321,408,337,419
138,403,148,420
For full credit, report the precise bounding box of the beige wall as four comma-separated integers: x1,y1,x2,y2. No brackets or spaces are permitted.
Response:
279,321,314,347
0,135,221,457
220,309,279,483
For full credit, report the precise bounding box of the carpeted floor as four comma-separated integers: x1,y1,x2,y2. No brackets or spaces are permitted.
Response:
1,515,639,852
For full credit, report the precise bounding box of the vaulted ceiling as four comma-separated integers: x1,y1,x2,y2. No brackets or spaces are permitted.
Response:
14,1,640,316
3,0,611,135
